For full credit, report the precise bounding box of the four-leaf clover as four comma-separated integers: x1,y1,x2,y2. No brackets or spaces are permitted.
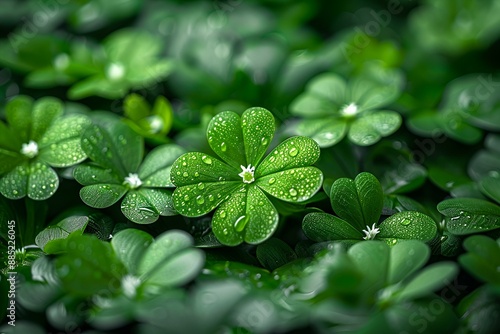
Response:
73,116,184,223
171,107,323,246
0,95,91,200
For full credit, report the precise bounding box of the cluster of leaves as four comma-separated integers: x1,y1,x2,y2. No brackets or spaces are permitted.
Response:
2,0,500,333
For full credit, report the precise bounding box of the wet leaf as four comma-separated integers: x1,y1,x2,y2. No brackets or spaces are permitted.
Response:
211,186,278,246
257,167,323,202
437,198,500,234
121,188,175,224
241,107,274,166
79,184,128,208
378,211,437,242
207,111,245,169
256,136,320,177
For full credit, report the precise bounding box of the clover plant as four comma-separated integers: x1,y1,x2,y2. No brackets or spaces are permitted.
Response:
290,63,404,147
303,172,437,247
74,116,184,223
171,107,323,245
0,95,90,200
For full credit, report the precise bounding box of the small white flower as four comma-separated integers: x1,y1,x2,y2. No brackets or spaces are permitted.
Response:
121,274,141,298
21,140,39,158
362,223,380,240
341,102,359,116
106,62,125,81
238,164,255,184
123,173,142,189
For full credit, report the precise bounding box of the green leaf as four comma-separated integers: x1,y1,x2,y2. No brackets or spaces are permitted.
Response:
257,166,323,202
211,185,279,246
241,107,275,166
303,212,363,241
296,118,347,148
55,234,125,296
151,96,173,134
388,240,430,284
378,211,437,241
138,144,185,187
459,235,500,285
396,262,458,302
170,152,239,187
479,175,500,204
348,111,402,146
138,230,204,288
79,184,128,208
6,95,33,142
256,238,297,271
330,172,383,231
207,111,245,169
437,198,500,234
31,97,63,142
348,241,389,293
293,73,346,116
0,161,59,200
172,181,242,217
121,188,175,224
35,215,89,251
124,93,150,121
111,229,154,275
81,122,143,178
256,136,320,177
38,114,91,167
73,164,122,185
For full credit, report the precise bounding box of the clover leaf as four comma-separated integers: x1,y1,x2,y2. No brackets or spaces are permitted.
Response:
171,107,323,246
290,63,403,147
74,117,185,223
303,172,437,246
459,235,500,286
0,95,91,200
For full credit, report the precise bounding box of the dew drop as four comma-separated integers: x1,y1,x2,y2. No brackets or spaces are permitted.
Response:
268,177,276,185
197,182,205,190
202,155,212,165
208,194,214,202
289,188,298,196
220,210,226,218
183,194,190,201
183,172,189,177
400,219,411,226
220,142,227,152
234,215,249,232
261,137,268,146
196,195,205,205
288,147,298,157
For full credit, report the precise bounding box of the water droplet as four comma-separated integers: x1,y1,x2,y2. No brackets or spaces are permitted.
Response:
234,215,249,232
202,155,212,165
220,210,226,218
289,188,298,196
184,194,190,201
400,219,411,226
222,228,229,235
183,172,189,177
197,182,205,190
194,172,199,177
208,194,214,202
289,147,298,157
220,142,227,152
261,137,268,145
268,178,276,185
196,195,205,205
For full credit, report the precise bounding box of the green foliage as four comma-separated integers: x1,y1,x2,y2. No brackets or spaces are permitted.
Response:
1,0,500,332
74,116,184,223
0,96,90,200
171,107,323,245
290,63,404,147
